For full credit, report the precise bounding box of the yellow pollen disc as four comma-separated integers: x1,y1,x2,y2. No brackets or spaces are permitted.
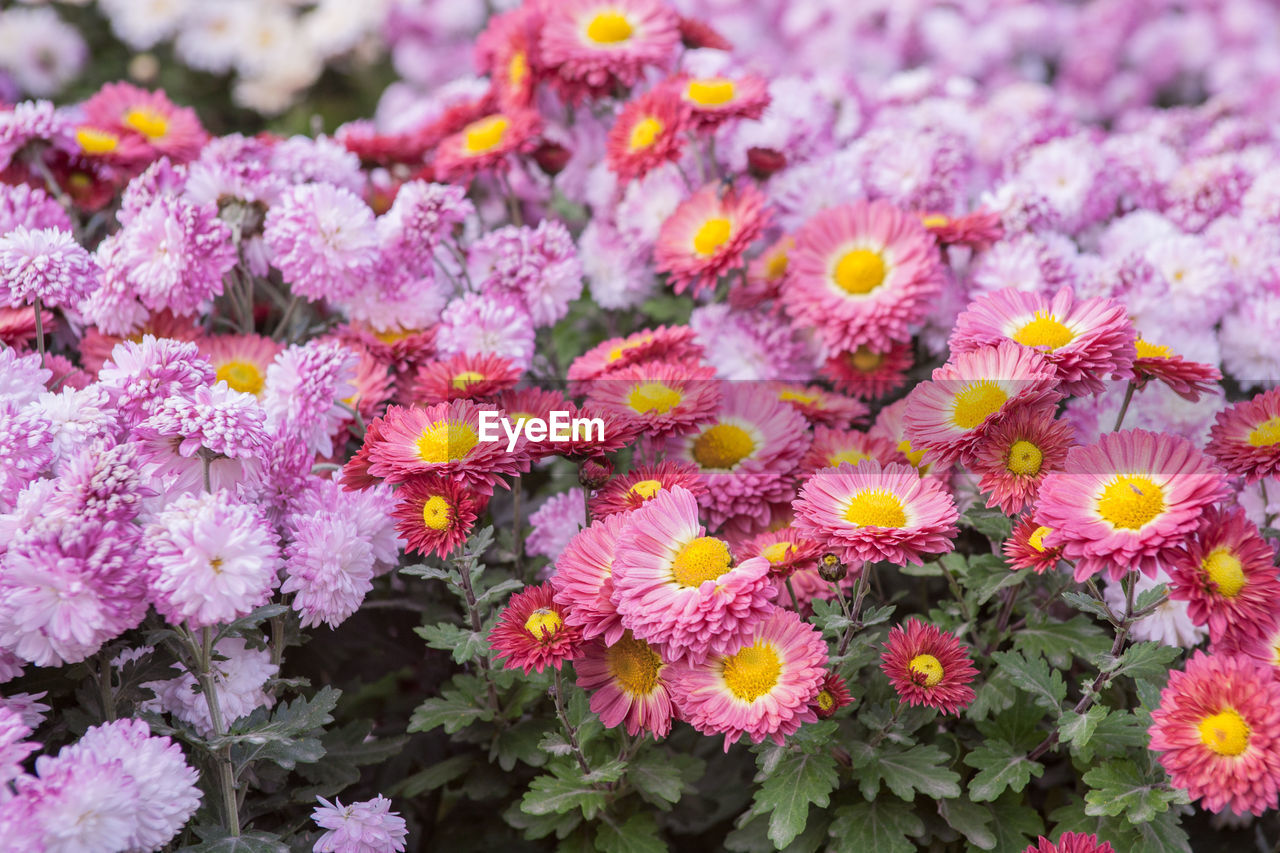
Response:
761,541,794,564
830,449,871,467
693,217,732,256
1028,526,1052,552
415,421,478,464
721,641,782,702
1006,439,1044,476
908,653,944,687
421,495,453,531
764,249,789,280
1198,709,1250,757
1096,475,1165,530
670,536,732,588
524,608,564,641
76,127,119,154
897,439,928,469
373,327,415,344
123,107,169,139
1203,547,1247,598
585,11,633,44
509,51,528,87
850,346,883,372
607,336,650,363
628,479,663,500
951,380,1008,430
1248,417,1280,448
452,370,485,390
216,360,265,396
920,214,950,228
209,557,224,575
626,381,683,415
844,488,907,529
1135,338,1173,359
606,634,663,695
833,249,887,295
778,388,819,405
1012,312,1076,350
692,423,755,470
816,690,836,712
463,115,510,155
628,116,663,151
687,78,736,106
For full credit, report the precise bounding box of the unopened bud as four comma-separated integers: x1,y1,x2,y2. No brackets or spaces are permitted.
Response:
747,147,787,179
532,141,572,177
578,455,613,491
818,552,847,583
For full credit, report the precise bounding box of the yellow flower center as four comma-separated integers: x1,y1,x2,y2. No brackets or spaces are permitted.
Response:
626,381,683,415
1096,475,1165,530
897,439,928,469
524,608,563,641
833,249,887,296
843,488,907,529
1012,312,1076,350
951,380,1008,430
1198,709,1250,757
686,78,736,106
850,346,883,372
373,327,416,344
606,634,663,695
607,336,650,363
1135,338,1173,359
920,214,950,228
627,479,663,500
585,11,633,44
692,423,755,470
670,536,732,588
764,249,789,280
1006,439,1044,476
1028,525,1051,552
415,421,478,464
509,51,528,88
1203,547,1247,598
209,557,224,575
1248,417,1280,448
421,495,453,531
908,653,944,687
463,115,510,155
628,116,663,151
721,641,782,702
761,541,794,564
693,217,732,256
123,107,169,139
816,689,836,712
830,449,872,467
216,360,265,396
452,370,485,390
76,127,119,154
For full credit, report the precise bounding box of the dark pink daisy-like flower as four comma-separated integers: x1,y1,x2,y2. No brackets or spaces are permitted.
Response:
475,5,543,110
1131,335,1221,402
1003,515,1062,574
584,359,721,440
949,287,1136,396
800,427,903,478
1207,388,1280,483
0,226,98,309
810,671,854,719
432,109,543,184
880,618,978,716
668,72,770,130
589,459,707,518
738,526,824,580
1020,832,1115,853
392,474,489,560
408,352,521,406
550,401,646,459
1167,506,1280,645
79,83,207,166
538,0,680,102
784,200,943,353
1034,429,1230,582
792,461,959,567
198,334,282,398
735,233,793,309
567,324,703,390
489,582,583,675
552,512,630,646
496,387,574,460
920,209,1003,251
575,632,675,739
821,341,914,401
770,382,870,428
1149,650,1280,815
655,183,770,297
605,87,690,184
970,406,1076,516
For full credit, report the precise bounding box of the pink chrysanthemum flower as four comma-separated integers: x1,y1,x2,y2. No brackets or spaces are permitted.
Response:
137,381,270,463
433,109,542,184
361,401,528,491
495,388,573,460
4,748,140,853
1149,650,1280,815
588,459,706,518
670,73,770,130
199,334,282,398
902,342,1062,468
281,510,375,630
264,183,380,303
606,88,689,184
1003,516,1062,574
739,527,823,579
0,225,98,309
338,323,437,377
475,6,541,110
770,383,869,429
654,183,769,297
312,795,408,853
527,488,588,562
811,671,854,719
610,486,776,663
949,287,1137,396
409,352,521,406
0,306,47,350
1132,336,1221,403
970,406,1076,516
584,360,721,440
392,474,487,561
735,234,793,309
821,342,913,401
469,220,582,327
567,324,703,389
792,461,959,568
784,200,943,352
80,83,206,166
490,582,583,675
1020,832,1115,853
920,209,1004,251
538,0,679,102
800,427,902,478
1167,506,1280,645
575,632,675,739
436,292,534,372
552,513,630,645
376,179,474,282
880,618,978,716
1207,389,1280,484
1034,429,1230,582
97,335,215,427
668,607,826,750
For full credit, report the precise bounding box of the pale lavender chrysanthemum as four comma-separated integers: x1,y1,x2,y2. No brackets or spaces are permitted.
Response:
1220,294,1280,390
97,336,215,427
261,340,358,458
435,292,535,371
184,133,287,208
265,183,380,303
1140,234,1235,327
1242,167,1280,225
690,304,817,381
1205,215,1280,297
334,270,451,334
294,476,403,574
118,157,188,225
0,100,76,172
0,706,35,799
27,385,117,470
5,748,140,853
377,180,474,281
144,491,280,629
0,480,58,559
0,692,49,730
137,382,269,461
578,221,655,310
141,636,277,736
79,235,150,336
0,8,86,99
0,226,98,309
64,718,201,852
0,183,71,233
968,232,1062,297
0,649,24,684
0,401,53,510
48,441,153,528
858,125,971,214
255,430,316,529
271,135,364,194
469,221,583,327
282,511,375,629
1162,152,1250,232
0,348,51,405
527,487,586,563
718,75,839,174
312,795,408,853
1064,381,1221,448
0,519,148,666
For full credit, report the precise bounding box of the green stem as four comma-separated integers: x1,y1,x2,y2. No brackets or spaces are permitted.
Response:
1113,381,1136,432
188,625,240,836
512,478,525,580
553,669,592,776
33,297,45,359
271,294,300,341
97,652,115,722
837,563,875,658
785,576,801,612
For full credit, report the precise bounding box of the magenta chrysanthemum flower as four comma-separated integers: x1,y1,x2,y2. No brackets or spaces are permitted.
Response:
97,335,215,427
584,360,721,440
1132,336,1221,402
739,527,823,579
949,287,1137,396
469,220,583,327
489,582,584,675
264,183,380,303
800,427,901,478
568,325,703,390
377,180,474,282
539,0,679,102
880,618,978,716
137,381,270,462
409,351,521,406
784,200,944,352
1003,516,1062,574
80,83,206,165
575,632,675,739
4,747,140,853
970,406,1076,516
1020,832,1115,853
654,183,769,297
792,461,959,568
0,183,71,234
527,488,588,562
261,339,358,458
1207,388,1280,484
671,73,771,130
811,671,854,719
312,795,409,853
392,474,487,561
667,608,826,750
0,402,53,509
433,109,543,184
589,459,707,518
282,510,375,630
902,342,1062,468
770,383,869,429
606,88,690,184
610,486,777,664
821,341,913,401
0,226,98,309
552,513,631,645
1034,429,1230,582
1149,650,1280,815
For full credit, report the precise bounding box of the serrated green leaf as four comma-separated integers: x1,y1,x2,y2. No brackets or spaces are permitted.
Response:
1013,614,1110,669
848,742,962,801
962,506,1014,541
990,650,1066,715
828,800,924,853
523,773,608,820
985,794,1045,853
968,673,1019,722
964,740,1044,802
213,604,290,644
414,622,488,664
1098,642,1182,684
181,831,288,853
1129,808,1192,853
393,754,473,798
1134,583,1168,613
628,751,702,807
593,813,666,853
399,563,455,582
751,750,839,849
408,675,495,735
1061,591,1114,622
965,553,1024,605
473,577,525,609
1059,706,1108,754
976,697,1048,751
492,717,552,771
1073,709,1149,763
1082,759,1186,824
504,798,583,841
939,797,996,850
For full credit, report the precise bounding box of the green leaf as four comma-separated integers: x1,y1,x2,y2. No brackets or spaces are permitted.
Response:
212,604,290,644
504,799,582,841
939,797,996,850
220,687,339,770
965,553,1024,606
1012,614,1110,669
808,598,853,638
1073,709,1149,763
593,813,666,853
962,506,1014,541
985,794,1045,853
491,717,553,771
964,740,1044,802
900,560,943,576
968,673,1018,722
1129,809,1193,853
627,752,702,808
750,750,839,849
399,563,454,582
473,577,526,609
181,831,288,852
414,622,488,664
828,800,924,853
523,772,608,821
1082,759,1187,824
1134,583,1168,614
989,651,1066,715
1061,591,1114,622
408,674,495,734
848,742,962,801
392,754,473,798
1059,706,1108,754
1098,642,1182,684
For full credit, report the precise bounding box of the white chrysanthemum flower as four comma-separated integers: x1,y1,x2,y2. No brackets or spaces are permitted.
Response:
141,637,277,735
0,8,86,98
98,0,194,50
1105,571,1207,649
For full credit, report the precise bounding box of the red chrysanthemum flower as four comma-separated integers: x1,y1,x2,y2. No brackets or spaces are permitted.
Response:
489,582,584,675
552,513,630,645
1132,336,1221,402
538,0,680,102
475,5,543,110
810,671,854,719
589,459,707,518
800,427,903,478
0,305,51,350
675,15,732,50
920,209,1003,251
567,324,703,390
335,323,437,376
551,401,647,459
432,109,543,184
880,618,978,716
1020,832,1115,853
575,632,675,739
970,406,1076,516
821,341,914,401
408,352,522,405
1003,515,1062,574
392,474,489,560
343,342,396,425
79,82,207,167
668,73,770,130
493,387,573,460
584,360,721,440
770,382,870,428
737,526,824,580
605,88,690,184
1149,650,1280,815
655,182,770,297
1208,388,1280,483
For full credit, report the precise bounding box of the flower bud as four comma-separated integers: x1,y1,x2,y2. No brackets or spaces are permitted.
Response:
818,552,847,583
